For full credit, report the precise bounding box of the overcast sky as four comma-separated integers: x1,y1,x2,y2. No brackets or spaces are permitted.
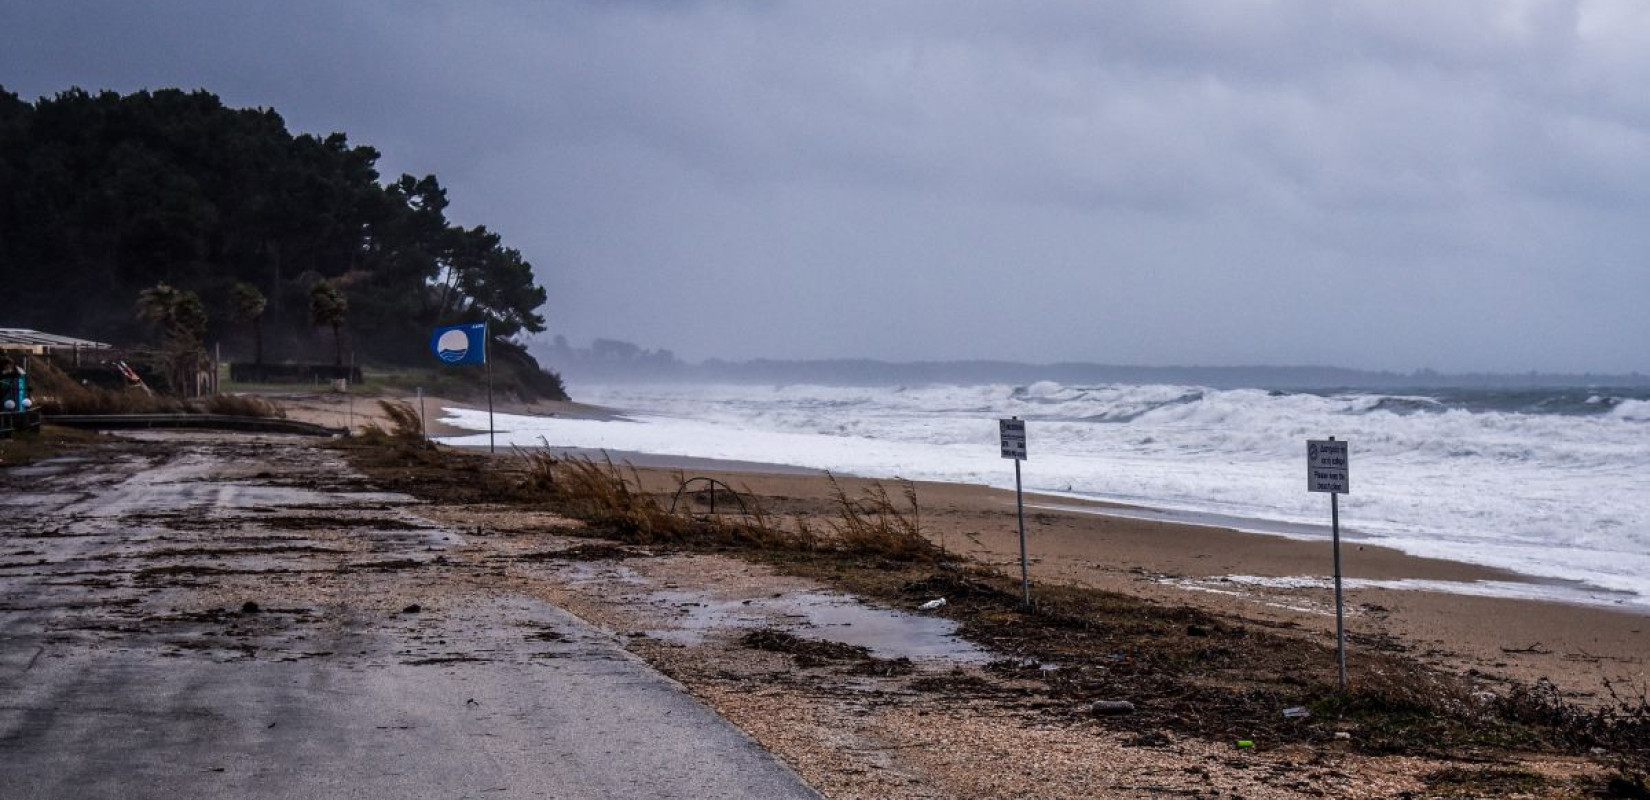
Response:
4,0,1649,373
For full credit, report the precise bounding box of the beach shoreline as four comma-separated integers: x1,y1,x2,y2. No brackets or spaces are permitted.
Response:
289,395,1648,700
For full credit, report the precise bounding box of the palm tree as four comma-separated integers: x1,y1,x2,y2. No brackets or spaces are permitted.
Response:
135,282,209,395
309,280,348,367
135,283,184,330
230,282,267,366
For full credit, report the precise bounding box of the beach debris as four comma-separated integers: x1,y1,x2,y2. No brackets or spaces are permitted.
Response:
401,604,422,614
1122,730,1173,748
1091,700,1136,716
1235,739,1255,749
240,601,261,614
1282,706,1311,719
918,597,947,611
1333,731,1352,740
1604,775,1650,799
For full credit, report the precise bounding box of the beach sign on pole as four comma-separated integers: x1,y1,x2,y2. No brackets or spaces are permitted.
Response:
1308,437,1351,690
430,322,496,453
1001,418,1031,607
1308,439,1349,494
1000,418,1027,460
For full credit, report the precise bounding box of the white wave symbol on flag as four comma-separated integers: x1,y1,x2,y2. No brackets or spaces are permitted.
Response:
437,329,470,362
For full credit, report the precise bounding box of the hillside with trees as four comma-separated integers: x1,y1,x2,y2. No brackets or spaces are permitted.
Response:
0,85,563,399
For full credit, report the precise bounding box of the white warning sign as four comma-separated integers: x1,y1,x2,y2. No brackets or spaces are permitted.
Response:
1307,439,1349,494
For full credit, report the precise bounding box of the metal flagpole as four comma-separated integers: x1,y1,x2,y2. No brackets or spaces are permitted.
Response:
484,323,495,454
1330,436,1347,691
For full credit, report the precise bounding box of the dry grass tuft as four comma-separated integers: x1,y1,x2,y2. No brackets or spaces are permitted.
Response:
821,474,939,562
516,450,689,543
513,446,850,551
30,359,286,418
201,393,286,418
31,359,181,415
510,446,937,560
377,400,424,438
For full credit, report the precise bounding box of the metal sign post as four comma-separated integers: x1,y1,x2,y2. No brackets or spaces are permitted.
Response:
1000,417,1030,607
484,324,495,454
1307,437,1351,690
417,386,427,441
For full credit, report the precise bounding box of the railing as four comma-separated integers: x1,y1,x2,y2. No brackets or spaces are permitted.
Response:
0,409,43,439
667,477,751,518
45,413,344,437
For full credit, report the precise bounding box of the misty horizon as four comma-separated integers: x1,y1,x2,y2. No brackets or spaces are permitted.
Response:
533,334,1650,389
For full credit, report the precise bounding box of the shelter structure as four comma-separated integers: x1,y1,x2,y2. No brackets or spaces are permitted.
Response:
0,328,108,437
0,328,112,363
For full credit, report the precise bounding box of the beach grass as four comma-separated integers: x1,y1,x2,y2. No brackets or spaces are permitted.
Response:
31,358,287,418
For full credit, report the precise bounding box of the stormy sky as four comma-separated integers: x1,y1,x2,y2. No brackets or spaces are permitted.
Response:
4,1,1648,373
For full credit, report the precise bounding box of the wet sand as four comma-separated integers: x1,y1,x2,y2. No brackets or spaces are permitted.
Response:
282,397,1647,701
272,391,614,437
634,464,1647,701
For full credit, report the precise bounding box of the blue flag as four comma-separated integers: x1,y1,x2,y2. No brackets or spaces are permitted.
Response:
431,323,487,365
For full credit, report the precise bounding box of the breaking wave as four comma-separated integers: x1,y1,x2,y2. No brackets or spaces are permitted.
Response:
440,381,1650,610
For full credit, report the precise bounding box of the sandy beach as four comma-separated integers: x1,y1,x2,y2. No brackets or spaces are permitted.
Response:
270,390,614,438
343,396,1648,704
587,464,1643,703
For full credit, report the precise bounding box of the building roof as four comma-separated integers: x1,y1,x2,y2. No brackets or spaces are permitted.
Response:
0,328,112,350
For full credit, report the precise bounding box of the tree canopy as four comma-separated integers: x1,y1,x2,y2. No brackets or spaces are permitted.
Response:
0,86,549,365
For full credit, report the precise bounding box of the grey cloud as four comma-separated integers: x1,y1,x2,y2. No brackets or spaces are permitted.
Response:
3,0,1647,372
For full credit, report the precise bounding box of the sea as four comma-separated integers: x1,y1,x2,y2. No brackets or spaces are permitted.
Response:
436,381,1650,613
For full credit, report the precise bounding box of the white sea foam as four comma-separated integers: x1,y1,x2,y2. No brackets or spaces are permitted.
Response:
437,381,1650,611
1177,575,1639,611
1612,398,1650,421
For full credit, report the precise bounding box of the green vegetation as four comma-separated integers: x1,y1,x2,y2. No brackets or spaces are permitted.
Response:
0,85,562,399
28,358,284,418
134,282,208,394
230,282,268,365
308,279,348,366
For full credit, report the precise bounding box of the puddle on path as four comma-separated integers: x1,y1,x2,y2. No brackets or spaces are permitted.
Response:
644,589,991,664
558,562,650,586
6,457,92,479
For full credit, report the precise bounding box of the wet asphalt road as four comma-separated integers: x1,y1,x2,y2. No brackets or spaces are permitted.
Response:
0,435,818,799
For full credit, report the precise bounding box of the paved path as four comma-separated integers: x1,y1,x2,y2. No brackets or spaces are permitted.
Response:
0,436,818,799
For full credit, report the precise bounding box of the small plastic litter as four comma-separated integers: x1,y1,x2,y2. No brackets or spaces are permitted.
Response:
1236,740,1255,749
1282,706,1311,719
1333,731,1352,740
918,598,947,611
